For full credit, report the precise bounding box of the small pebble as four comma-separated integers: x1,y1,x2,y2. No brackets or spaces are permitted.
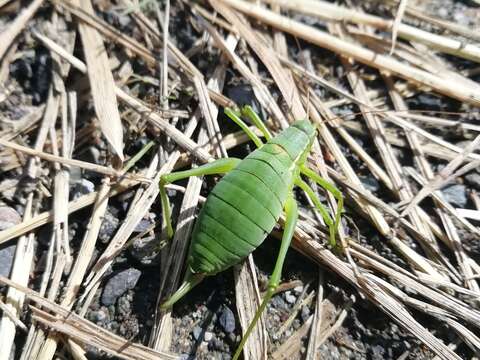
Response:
89,309,108,323
285,291,296,304
110,320,119,331
0,245,16,278
129,236,160,265
453,12,468,26
293,285,304,294
301,305,311,322
117,296,132,316
437,8,448,18
105,11,132,29
71,179,95,199
218,306,236,333
372,345,385,358
410,93,443,109
101,268,141,306
0,206,21,230
192,309,202,320
0,179,18,201
0,207,21,278
441,184,468,208
192,325,203,341
99,210,120,243
134,218,154,233
204,331,213,342
226,85,264,119
211,338,225,351
465,173,480,190
271,295,289,311
359,175,380,193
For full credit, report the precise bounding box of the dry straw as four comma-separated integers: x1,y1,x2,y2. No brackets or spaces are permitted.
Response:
1,0,480,359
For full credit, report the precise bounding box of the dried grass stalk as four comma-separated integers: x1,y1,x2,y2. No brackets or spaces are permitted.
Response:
218,0,480,106
264,0,480,63
0,0,44,59
233,256,268,360
37,179,112,360
0,276,179,360
0,197,35,360
71,0,124,160
211,0,305,120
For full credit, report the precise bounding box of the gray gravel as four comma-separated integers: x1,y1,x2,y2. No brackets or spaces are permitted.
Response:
0,206,21,230
0,244,16,278
0,207,21,278
465,172,480,190
98,209,120,243
441,183,468,208
70,178,95,199
218,306,236,333
101,268,142,306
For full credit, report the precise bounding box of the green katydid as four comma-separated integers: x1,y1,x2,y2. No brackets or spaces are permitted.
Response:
158,106,343,359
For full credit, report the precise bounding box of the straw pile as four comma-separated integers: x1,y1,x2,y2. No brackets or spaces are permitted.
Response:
0,0,480,359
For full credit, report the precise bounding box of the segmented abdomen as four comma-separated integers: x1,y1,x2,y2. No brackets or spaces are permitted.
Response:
188,146,294,275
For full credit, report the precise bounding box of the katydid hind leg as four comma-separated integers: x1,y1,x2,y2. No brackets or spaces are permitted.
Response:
159,158,242,238
300,165,344,246
160,270,205,310
232,194,298,360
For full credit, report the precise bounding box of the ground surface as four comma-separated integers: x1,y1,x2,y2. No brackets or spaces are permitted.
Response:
1,0,480,359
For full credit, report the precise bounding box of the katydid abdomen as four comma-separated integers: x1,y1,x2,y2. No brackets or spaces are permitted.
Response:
189,155,287,273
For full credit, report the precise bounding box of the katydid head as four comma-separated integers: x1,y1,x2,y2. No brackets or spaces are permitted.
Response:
290,120,316,166
291,120,316,140
269,120,317,163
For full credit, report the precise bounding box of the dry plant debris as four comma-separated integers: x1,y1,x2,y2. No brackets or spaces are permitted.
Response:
0,0,480,359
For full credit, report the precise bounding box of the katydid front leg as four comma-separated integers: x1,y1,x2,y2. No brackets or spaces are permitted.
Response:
295,177,337,246
241,105,272,141
224,108,264,148
300,165,344,246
